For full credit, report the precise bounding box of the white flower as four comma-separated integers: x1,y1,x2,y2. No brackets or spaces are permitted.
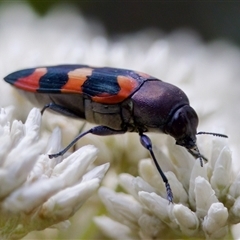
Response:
95,136,240,239
0,108,109,239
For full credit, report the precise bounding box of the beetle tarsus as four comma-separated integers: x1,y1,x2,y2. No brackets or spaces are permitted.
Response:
49,152,61,159
166,182,174,203
140,133,173,203
187,148,208,167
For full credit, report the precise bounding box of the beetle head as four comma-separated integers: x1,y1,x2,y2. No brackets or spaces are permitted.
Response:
165,105,198,150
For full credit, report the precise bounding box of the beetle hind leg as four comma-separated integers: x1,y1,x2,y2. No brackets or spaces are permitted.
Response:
49,125,126,158
139,133,173,203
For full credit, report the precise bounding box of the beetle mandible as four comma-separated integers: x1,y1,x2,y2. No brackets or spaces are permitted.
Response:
4,65,227,202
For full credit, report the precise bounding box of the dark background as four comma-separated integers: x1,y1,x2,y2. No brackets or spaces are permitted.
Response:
17,1,240,46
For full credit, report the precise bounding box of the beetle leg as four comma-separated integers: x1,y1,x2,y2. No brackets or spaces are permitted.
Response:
139,133,173,203
187,148,208,166
41,103,80,118
72,121,87,152
49,126,126,159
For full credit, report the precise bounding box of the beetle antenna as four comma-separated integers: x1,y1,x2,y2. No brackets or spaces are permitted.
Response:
197,131,228,138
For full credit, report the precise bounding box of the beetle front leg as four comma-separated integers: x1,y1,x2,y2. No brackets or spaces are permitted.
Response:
139,133,173,203
187,148,207,167
49,126,126,159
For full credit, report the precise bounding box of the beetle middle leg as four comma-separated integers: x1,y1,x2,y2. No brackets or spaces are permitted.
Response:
72,121,87,153
41,102,81,118
139,133,173,203
49,126,126,158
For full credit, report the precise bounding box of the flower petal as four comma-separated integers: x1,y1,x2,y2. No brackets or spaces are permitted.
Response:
229,196,240,223
52,145,98,185
119,173,156,200
138,191,177,229
189,160,208,208
2,177,65,213
202,202,228,238
195,176,219,218
39,178,100,220
210,146,232,199
99,187,144,230
94,216,136,240
138,213,163,238
173,204,199,236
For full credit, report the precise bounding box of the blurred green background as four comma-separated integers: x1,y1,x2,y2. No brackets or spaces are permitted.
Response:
1,0,239,45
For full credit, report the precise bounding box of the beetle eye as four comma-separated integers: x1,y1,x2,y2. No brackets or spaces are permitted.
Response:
169,110,187,138
165,105,198,147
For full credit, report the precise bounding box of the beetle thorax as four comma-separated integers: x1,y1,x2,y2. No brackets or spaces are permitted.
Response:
131,80,190,132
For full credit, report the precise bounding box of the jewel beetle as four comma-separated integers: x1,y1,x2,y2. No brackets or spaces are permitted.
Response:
4,64,227,202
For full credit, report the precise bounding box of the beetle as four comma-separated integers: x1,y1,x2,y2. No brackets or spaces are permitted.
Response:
4,64,227,202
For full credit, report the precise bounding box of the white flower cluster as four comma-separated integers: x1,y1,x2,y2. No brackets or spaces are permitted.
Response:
95,136,240,239
0,3,240,240
0,108,109,239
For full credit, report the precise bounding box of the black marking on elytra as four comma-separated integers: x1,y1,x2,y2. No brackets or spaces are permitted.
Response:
37,65,88,93
4,68,35,84
82,67,144,97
